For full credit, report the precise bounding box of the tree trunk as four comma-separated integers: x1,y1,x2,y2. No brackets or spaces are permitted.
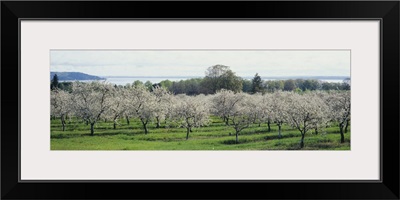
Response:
86,120,89,126
314,127,318,135
225,117,229,126
156,117,160,128
340,126,345,143
90,123,95,136
300,133,305,148
61,115,66,131
141,120,148,134
344,119,350,133
235,130,239,144
113,121,117,129
126,116,130,125
278,124,282,139
267,120,271,132
186,128,190,140
258,122,261,127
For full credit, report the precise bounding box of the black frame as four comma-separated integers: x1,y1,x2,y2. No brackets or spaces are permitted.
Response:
2,1,399,199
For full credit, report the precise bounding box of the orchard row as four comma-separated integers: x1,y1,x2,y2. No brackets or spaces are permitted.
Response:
51,81,350,148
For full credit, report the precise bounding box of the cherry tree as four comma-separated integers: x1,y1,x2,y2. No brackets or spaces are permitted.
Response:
225,93,255,144
263,94,273,132
164,95,178,127
172,95,210,140
50,89,72,131
126,85,157,134
151,86,173,128
71,81,114,135
269,91,290,138
104,88,126,129
120,87,134,125
249,93,266,127
285,92,330,148
312,91,332,135
211,89,244,126
326,91,351,143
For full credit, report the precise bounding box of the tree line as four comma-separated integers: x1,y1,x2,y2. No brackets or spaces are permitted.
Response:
51,65,351,95
51,81,350,149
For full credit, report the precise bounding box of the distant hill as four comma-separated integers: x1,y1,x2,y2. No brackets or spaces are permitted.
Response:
50,72,105,81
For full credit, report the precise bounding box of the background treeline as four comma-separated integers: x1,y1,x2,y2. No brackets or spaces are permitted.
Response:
51,65,350,94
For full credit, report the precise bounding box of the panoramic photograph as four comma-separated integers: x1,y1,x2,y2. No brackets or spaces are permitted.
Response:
50,50,351,150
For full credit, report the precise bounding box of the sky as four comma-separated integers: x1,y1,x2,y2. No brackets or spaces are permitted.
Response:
50,50,350,77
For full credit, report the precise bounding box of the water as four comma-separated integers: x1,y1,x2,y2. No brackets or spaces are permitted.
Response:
61,76,347,85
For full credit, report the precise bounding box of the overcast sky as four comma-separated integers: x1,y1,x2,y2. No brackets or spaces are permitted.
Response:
50,50,350,77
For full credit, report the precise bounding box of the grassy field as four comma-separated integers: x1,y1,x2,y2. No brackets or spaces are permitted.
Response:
51,116,350,150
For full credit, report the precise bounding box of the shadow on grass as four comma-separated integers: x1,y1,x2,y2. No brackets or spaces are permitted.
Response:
220,138,257,145
286,140,351,150
51,131,144,139
263,133,298,141
220,132,301,145
137,137,179,142
221,139,245,145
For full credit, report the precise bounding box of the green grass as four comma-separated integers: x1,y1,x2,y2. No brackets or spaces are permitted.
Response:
51,116,350,150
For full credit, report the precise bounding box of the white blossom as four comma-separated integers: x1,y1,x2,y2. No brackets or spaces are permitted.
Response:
326,90,351,143
151,86,173,128
172,95,210,140
71,81,114,135
126,85,157,134
50,89,73,131
285,92,330,148
104,88,126,129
